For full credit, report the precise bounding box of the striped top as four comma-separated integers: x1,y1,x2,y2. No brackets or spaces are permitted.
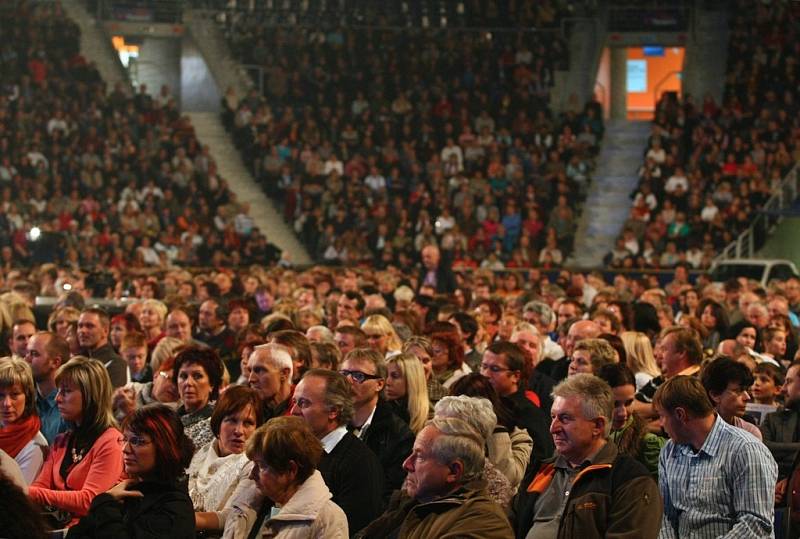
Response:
658,414,778,538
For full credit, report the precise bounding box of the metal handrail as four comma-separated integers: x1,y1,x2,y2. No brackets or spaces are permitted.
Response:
714,162,800,261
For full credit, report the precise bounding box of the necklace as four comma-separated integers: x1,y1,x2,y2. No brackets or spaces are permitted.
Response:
71,445,86,463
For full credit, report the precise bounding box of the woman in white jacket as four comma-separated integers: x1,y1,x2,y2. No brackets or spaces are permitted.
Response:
244,416,348,539
0,359,47,484
191,385,264,535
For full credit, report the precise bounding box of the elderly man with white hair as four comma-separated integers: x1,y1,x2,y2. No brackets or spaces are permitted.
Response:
306,324,333,343
511,321,555,413
355,415,514,538
247,343,294,419
434,396,515,508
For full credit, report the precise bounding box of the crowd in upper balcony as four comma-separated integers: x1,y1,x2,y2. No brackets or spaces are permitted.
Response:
609,0,799,270
0,3,282,272
219,0,603,269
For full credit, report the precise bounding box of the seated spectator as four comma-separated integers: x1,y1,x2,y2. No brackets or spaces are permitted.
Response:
77,308,128,388
0,359,48,484
361,315,402,358
28,357,124,527
402,336,448,403
120,332,152,384
512,373,661,537
112,356,180,422
479,342,554,462
384,352,430,434
25,332,69,444
596,363,665,478
450,373,533,490
656,376,777,537
620,331,661,391
701,357,762,440
67,404,195,539
750,362,783,407
244,416,348,538
309,341,342,371
190,385,264,534
426,323,472,389
138,299,167,353
567,338,618,376
109,313,142,354
340,348,414,499
246,343,294,419
173,347,225,449
290,369,383,533
356,416,513,538
433,396,515,511
0,469,48,539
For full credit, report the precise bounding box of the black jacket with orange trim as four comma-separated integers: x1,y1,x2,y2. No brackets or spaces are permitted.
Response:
511,441,662,539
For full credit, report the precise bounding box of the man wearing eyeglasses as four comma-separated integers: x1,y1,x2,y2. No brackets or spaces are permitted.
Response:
481,341,554,462
340,348,414,500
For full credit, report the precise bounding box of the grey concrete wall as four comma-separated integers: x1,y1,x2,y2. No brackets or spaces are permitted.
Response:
180,34,221,112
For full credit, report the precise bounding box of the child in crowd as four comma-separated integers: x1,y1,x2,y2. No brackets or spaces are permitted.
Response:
751,362,784,407
120,332,152,383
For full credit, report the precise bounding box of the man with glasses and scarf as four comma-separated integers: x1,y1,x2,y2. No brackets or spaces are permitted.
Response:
339,348,414,500
481,341,554,461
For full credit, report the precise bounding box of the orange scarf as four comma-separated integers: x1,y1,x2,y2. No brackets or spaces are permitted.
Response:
0,414,41,458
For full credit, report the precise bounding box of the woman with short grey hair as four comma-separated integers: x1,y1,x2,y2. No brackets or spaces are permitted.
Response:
434,396,515,511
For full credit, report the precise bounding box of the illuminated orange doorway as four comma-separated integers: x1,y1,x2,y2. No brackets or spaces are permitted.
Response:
626,46,684,120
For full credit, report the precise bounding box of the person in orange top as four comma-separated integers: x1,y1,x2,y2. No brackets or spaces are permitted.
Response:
28,356,123,527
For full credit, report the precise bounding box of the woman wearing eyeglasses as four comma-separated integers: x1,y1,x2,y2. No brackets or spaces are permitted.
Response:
596,363,664,479
66,404,195,538
28,357,124,527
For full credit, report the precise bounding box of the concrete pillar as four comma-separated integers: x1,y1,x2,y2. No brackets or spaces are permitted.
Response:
610,47,628,120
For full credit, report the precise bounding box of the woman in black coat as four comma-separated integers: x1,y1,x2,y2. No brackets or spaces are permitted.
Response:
67,404,195,539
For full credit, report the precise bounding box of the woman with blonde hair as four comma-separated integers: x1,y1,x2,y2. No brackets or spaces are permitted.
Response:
402,336,447,403
383,353,429,433
28,357,123,527
361,314,402,357
0,359,47,484
620,331,661,390
47,306,81,340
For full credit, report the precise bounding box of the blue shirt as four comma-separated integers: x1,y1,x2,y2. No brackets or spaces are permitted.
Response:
36,387,68,445
658,414,778,538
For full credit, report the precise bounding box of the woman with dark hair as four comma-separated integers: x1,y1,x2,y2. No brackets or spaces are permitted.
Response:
449,373,532,489
172,347,225,449
697,298,729,351
28,357,124,527
425,322,471,389
190,386,264,534
66,404,195,538
596,363,664,478
0,470,47,539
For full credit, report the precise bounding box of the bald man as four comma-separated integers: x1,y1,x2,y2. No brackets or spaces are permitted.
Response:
536,319,602,383
416,244,456,294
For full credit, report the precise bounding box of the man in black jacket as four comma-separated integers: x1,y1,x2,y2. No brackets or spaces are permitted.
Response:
291,368,384,535
77,308,127,388
480,341,554,462
340,348,414,499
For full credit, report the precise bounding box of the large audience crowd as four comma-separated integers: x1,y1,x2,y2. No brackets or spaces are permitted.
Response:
1,0,800,538
0,250,799,537
0,3,280,273
608,0,800,270
220,4,602,268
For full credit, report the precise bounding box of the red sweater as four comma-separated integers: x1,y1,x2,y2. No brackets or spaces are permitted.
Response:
28,427,124,525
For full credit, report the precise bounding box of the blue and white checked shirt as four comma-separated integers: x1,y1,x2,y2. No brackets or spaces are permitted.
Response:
659,414,778,538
